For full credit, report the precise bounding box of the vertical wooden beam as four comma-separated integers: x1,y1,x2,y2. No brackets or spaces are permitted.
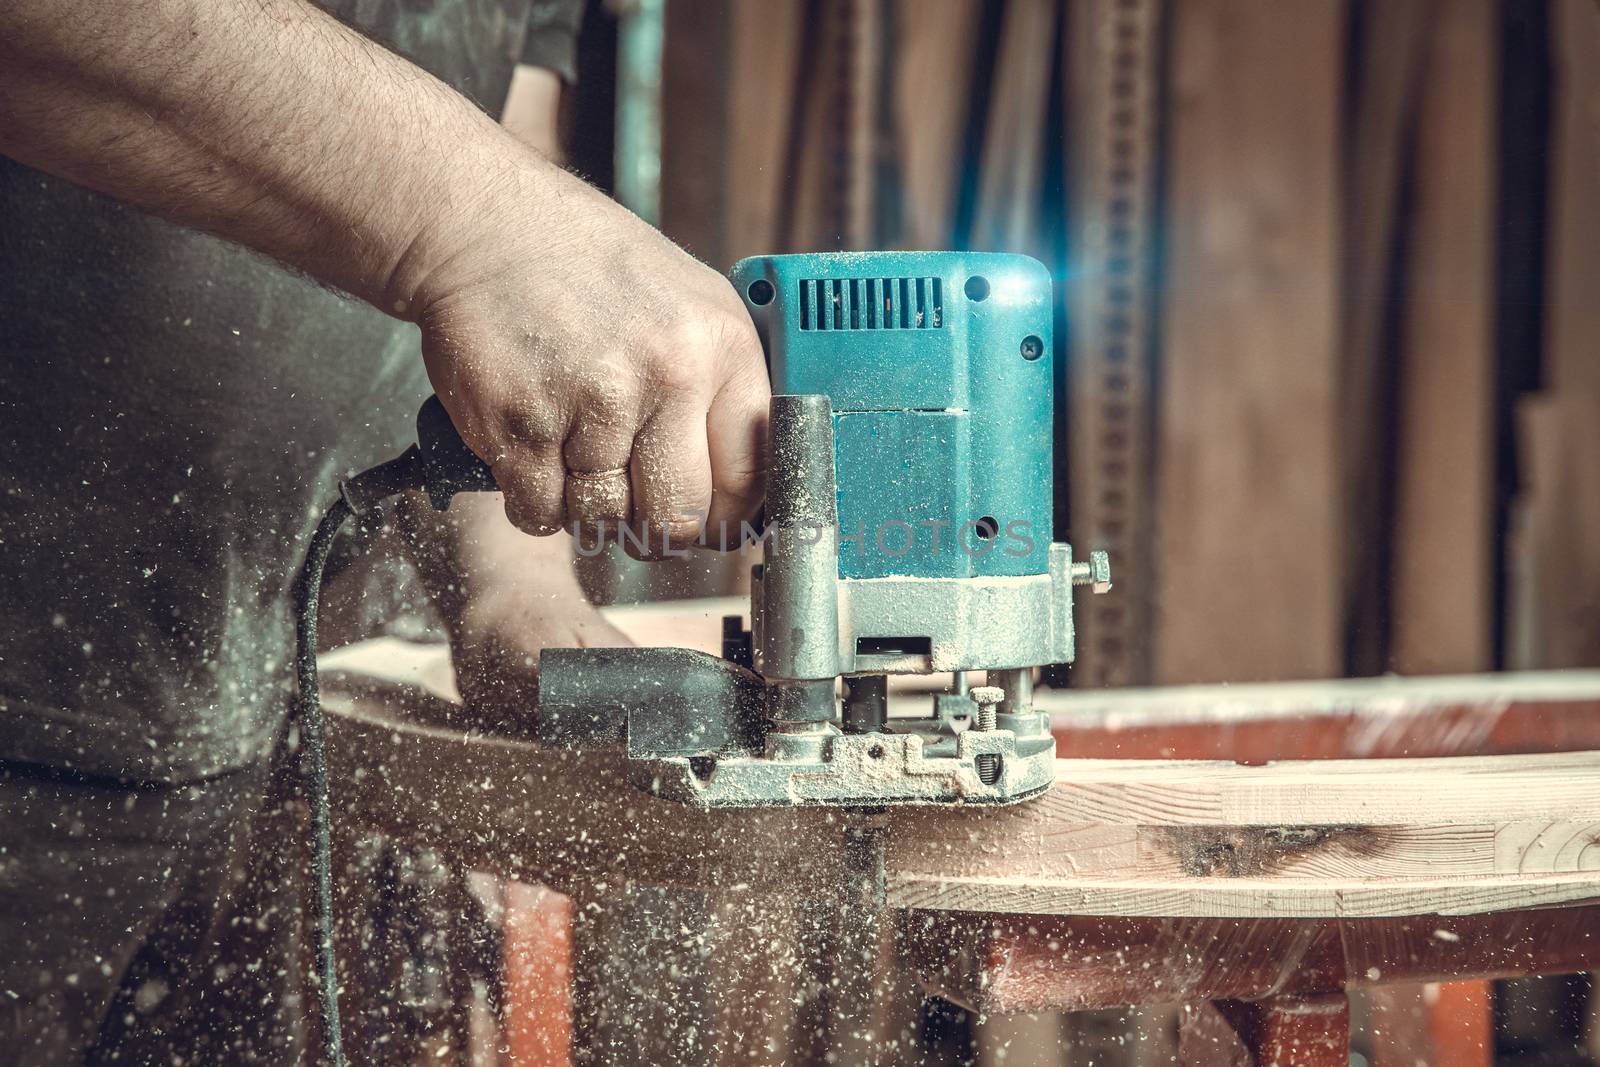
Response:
1337,0,1434,676
969,0,1060,258
1153,0,1346,684
724,0,807,259
843,0,884,250
1509,0,1600,671
1544,0,1600,410
890,0,982,250
503,882,573,1067
1389,0,1498,675
1065,0,1164,688
660,0,730,266
1180,994,1349,1067
1367,980,1493,1067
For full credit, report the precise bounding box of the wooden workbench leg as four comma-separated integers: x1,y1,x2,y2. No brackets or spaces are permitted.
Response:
1179,992,1349,1067
502,880,573,1067
1367,981,1492,1067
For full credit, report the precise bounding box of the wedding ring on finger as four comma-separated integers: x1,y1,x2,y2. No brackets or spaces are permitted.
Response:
564,466,631,535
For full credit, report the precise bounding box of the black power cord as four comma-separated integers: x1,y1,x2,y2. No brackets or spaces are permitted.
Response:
293,492,355,1066
292,399,498,1064
293,448,426,1065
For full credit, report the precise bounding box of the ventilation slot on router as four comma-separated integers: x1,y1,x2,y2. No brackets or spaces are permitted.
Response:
798,277,944,331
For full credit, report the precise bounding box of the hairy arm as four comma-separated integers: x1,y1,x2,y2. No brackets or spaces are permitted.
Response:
310,48,624,680
1,0,769,544
0,0,495,312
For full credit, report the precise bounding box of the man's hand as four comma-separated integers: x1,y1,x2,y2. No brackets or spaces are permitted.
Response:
410,171,769,551
0,0,771,547
398,492,630,723
448,577,630,723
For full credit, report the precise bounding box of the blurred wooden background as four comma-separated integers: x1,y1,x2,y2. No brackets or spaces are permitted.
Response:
368,2,1600,1064
615,0,1600,698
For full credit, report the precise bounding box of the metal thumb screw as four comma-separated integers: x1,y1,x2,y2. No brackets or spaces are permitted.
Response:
1070,549,1113,594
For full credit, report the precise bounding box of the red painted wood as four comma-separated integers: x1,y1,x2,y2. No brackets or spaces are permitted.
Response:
1051,694,1600,761
1428,981,1493,1067
502,881,573,1067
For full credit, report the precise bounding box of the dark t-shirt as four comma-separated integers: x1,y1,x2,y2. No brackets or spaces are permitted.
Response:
0,0,583,782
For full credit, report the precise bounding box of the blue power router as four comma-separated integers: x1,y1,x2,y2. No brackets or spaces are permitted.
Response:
534,251,1111,807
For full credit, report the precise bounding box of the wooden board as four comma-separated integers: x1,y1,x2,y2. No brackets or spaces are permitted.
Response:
1064,0,1163,689
723,0,806,260
968,0,1059,257
890,0,981,250
1042,668,1600,761
1337,0,1433,676
888,748,1600,918
1389,0,1498,675
909,905,1600,1013
660,0,731,266
321,645,1600,922
1509,0,1600,672
1153,0,1346,684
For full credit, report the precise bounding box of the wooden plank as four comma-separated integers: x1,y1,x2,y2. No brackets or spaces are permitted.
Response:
1153,0,1345,684
890,0,981,250
1036,669,1600,725
1338,0,1434,677
660,0,730,266
723,0,806,260
1511,397,1600,671
842,0,883,250
1546,0,1600,406
909,907,1600,1014
1065,0,1163,688
968,0,1059,257
781,0,845,252
1389,0,1498,675
1510,0,1600,672
322,653,1600,921
1040,668,1600,761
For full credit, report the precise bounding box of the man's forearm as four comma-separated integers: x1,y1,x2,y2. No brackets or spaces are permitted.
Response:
0,0,540,315
3,0,772,549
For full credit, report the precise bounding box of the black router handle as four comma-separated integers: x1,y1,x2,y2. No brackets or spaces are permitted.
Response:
416,395,499,510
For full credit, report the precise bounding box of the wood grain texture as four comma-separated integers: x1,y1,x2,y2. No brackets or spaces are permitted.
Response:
321,646,1600,921
660,0,730,266
1153,0,1346,684
1546,0,1600,408
724,0,806,259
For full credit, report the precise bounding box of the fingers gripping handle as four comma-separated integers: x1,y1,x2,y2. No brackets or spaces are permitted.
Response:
417,394,500,510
